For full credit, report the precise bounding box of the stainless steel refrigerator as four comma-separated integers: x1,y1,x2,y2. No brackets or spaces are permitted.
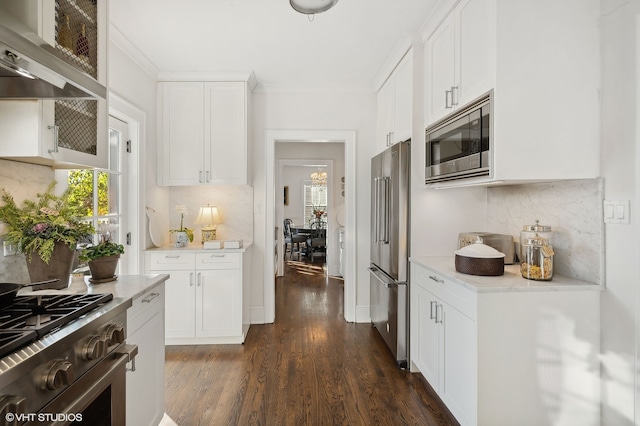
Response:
369,140,410,368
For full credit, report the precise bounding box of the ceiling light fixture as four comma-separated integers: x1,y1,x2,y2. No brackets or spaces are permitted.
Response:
310,170,328,186
290,0,338,21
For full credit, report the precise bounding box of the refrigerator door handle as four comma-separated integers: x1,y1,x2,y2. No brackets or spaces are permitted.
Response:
373,177,380,244
368,266,404,288
379,176,390,245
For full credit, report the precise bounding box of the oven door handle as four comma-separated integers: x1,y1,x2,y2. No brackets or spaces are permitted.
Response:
117,344,139,372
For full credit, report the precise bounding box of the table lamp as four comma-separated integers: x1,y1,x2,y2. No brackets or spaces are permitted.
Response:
194,204,222,243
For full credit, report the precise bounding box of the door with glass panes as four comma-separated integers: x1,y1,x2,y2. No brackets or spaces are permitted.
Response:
59,115,130,274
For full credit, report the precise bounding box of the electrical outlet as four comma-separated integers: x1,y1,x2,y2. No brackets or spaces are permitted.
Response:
3,241,17,256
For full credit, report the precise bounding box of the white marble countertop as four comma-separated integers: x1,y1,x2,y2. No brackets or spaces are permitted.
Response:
18,274,170,301
145,241,252,253
410,256,603,293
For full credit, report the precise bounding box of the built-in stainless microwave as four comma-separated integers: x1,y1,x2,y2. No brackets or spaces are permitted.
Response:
425,91,492,184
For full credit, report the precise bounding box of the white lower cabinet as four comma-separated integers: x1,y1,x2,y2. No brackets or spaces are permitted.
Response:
146,250,250,344
126,283,165,426
412,265,477,425
410,261,600,426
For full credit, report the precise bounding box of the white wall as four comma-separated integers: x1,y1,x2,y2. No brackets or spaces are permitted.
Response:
108,29,167,257
600,1,640,424
250,89,376,323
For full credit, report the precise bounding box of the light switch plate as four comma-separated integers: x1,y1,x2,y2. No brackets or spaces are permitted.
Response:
603,200,630,224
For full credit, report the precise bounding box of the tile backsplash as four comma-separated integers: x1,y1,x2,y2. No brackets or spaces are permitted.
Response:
167,185,254,245
487,178,604,285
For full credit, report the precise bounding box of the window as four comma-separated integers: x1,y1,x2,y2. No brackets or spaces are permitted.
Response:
303,183,327,227
59,117,128,255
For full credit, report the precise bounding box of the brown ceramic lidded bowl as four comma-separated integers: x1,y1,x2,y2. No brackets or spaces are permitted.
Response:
454,241,506,276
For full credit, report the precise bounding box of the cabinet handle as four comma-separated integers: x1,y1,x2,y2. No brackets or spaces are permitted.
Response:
430,300,436,320
389,132,394,146
435,303,443,324
428,275,444,284
451,86,459,106
189,272,194,286
209,254,226,258
445,89,452,109
197,272,202,287
142,292,160,303
199,171,203,183
206,170,210,183
165,255,180,259
47,125,59,153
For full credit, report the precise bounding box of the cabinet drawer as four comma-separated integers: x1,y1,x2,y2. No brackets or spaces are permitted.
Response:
196,252,240,270
412,264,477,320
128,283,165,334
147,252,195,271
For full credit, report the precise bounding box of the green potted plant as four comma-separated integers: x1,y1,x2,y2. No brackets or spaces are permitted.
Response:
0,182,94,288
79,228,125,283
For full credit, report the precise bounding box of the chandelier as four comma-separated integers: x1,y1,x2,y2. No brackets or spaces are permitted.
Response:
310,170,328,186
290,0,339,18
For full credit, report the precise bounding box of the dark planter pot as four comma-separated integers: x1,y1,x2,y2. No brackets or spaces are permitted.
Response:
88,254,120,283
26,241,76,289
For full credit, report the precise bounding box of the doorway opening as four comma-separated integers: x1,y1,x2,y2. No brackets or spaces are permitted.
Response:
277,156,336,277
265,130,356,323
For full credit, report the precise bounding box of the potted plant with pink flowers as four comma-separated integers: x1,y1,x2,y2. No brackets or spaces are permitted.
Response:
0,182,94,288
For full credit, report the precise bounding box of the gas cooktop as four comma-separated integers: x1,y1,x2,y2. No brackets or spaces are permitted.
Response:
0,293,113,359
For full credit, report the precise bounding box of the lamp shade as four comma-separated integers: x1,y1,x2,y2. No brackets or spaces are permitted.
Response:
290,0,338,14
194,205,221,228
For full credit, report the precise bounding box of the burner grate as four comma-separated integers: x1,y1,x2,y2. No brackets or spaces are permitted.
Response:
0,294,114,357
0,330,38,359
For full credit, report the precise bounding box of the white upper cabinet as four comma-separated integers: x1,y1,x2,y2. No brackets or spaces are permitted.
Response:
425,0,495,125
0,0,108,168
423,0,599,185
376,51,413,153
425,13,457,124
159,80,249,186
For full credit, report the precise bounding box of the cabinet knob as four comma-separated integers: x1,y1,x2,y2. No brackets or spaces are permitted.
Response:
428,275,444,284
47,125,60,153
451,86,459,106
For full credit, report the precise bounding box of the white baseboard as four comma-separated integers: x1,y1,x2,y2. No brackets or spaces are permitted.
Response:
251,307,266,324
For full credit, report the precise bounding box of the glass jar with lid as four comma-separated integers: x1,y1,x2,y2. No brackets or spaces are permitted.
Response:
520,220,553,261
521,234,554,281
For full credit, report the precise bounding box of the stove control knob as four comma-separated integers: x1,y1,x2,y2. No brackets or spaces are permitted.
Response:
83,335,108,361
42,360,75,391
102,323,125,346
0,395,26,426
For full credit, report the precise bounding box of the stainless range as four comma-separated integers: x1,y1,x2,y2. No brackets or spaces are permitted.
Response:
0,293,135,425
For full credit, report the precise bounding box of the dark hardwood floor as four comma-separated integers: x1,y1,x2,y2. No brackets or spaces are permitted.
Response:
164,257,459,425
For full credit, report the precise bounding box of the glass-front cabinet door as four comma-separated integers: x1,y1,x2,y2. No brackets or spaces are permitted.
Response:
0,0,108,169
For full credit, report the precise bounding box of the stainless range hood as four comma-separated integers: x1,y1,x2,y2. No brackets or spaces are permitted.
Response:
0,15,106,100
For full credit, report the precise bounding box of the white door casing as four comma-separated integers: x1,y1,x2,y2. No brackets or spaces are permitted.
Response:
265,130,357,323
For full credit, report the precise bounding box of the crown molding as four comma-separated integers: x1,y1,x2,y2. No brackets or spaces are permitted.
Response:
109,22,159,80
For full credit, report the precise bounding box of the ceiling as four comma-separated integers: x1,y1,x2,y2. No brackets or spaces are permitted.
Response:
109,0,438,90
